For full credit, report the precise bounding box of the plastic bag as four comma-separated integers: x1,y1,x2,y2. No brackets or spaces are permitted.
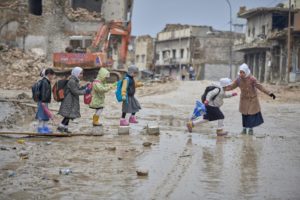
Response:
190,100,206,120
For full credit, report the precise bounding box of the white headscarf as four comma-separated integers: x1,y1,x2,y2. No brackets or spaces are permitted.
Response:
239,63,251,77
219,78,232,87
71,67,83,78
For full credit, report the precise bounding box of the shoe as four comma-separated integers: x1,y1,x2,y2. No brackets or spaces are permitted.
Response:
43,126,52,134
248,129,254,135
93,114,102,126
57,126,65,133
129,115,138,123
186,121,193,133
120,118,129,126
241,128,247,135
37,127,47,134
216,129,228,136
64,128,72,134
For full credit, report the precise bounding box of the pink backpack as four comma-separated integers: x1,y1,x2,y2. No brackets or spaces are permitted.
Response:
84,80,100,105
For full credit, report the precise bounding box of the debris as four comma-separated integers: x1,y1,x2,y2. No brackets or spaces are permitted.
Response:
146,123,160,135
279,136,285,139
18,151,29,159
17,93,30,100
118,126,130,135
59,168,72,175
256,135,266,139
105,146,116,151
143,142,152,147
7,171,16,178
118,157,123,160
0,146,8,151
17,139,25,144
45,142,52,145
65,7,103,21
136,169,149,176
179,154,192,158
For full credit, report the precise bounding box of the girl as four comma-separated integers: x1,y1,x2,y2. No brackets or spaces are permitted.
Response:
227,63,276,135
36,68,55,133
120,65,143,126
89,68,113,126
58,67,90,133
186,78,237,136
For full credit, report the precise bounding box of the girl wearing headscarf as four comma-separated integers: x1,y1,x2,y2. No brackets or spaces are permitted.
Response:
58,67,90,133
120,65,143,126
227,63,276,135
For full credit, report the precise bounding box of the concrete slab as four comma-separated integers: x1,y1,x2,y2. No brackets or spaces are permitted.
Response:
118,126,130,135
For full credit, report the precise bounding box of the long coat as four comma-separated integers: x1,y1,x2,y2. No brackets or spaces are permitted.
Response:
89,68,111,109
228,75,270,115
58,75,85,119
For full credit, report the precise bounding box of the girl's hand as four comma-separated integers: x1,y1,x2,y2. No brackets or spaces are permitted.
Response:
232,92,238,96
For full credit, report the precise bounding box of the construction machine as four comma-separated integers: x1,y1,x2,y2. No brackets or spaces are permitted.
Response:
53,20,131,82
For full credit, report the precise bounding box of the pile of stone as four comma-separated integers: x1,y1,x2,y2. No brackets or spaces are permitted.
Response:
0,46,52,90
65,7,103,21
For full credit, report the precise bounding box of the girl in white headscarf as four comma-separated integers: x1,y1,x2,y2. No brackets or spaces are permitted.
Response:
58,67,91,133
227,63,276,135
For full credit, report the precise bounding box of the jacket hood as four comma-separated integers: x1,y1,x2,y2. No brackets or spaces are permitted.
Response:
96,68,110,81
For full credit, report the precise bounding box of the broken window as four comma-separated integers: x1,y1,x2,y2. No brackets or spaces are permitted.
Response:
262,25,266,35
28,0,42,15
72,0,102,12
248,28,251,37
136,55,140,62
180,49,184,58
163,50,170,59
141,55,145,63
172,49,176,58
252,27,255,37
272,13,291,30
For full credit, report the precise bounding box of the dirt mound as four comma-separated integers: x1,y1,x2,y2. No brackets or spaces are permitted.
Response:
65,7,103,21
0,47,52,90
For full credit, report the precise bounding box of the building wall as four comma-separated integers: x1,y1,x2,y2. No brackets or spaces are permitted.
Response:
246,13,272,43
101,0,129,21
135,36,154,70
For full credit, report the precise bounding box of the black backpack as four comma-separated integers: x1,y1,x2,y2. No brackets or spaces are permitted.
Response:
32,80,42,102
201,86,221,103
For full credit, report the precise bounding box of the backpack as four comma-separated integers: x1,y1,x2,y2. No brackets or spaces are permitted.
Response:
32,80,42,102
115,77,129,102
201,86,220,103
84,80,100,105
52,79,69,102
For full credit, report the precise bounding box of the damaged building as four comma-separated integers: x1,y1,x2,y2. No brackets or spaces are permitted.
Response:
0,0,133,69
154,24,244,80
134,35,154,71
235,4,300,83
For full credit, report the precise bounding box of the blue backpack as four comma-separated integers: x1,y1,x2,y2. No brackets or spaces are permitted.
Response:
115,77,129,102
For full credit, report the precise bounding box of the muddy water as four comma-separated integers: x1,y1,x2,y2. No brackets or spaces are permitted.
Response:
1,81,300,199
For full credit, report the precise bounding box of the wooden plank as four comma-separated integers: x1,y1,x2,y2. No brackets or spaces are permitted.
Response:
0,132,103,137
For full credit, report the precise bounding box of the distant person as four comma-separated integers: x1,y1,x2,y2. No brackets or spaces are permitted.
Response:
89,68,114,126
36,68,55,134
189,66,195,80
57,67,91,133
226,63,276,135
186,78,237,136
181,66,187,80
120,65,143,126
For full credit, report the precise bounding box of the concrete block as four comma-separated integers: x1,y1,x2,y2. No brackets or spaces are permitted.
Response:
118,126,130,135
91,126,104,136
147,123,160,135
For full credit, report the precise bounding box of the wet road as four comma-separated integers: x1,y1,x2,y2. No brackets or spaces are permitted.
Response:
0,81,300,200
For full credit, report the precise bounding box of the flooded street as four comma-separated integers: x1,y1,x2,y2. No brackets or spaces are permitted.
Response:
1,80,300,200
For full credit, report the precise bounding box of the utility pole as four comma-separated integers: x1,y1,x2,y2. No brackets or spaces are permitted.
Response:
287,0,292,82
226,0,233,79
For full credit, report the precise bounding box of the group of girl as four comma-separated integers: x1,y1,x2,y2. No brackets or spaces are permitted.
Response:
35,65,142,134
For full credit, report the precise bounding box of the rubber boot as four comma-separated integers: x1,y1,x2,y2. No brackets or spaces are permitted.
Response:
37,127,47,134
93,114,102,126
216,129,228,136
241,128,247,135
129,115,138,123
120,118,129,126
43,126,52,134
186,121,194,133
248,128,254,135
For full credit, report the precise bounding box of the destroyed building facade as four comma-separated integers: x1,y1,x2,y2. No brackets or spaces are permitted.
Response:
154,24,244,80
134,35,154,71
235,4,300,83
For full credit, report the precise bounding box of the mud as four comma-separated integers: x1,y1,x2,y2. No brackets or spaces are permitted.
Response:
0,81,300,199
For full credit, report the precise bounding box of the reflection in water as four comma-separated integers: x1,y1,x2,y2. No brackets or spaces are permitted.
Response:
239,137,259,197
201,138,224,193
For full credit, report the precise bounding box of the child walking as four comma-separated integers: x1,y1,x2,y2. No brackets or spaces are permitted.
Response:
120,65,143,126
227,63,276,135
89,68,113,126
36,68,55,134
58,67,90,133
186,78,237,136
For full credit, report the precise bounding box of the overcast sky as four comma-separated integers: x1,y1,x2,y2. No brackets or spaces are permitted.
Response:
132,0,286,36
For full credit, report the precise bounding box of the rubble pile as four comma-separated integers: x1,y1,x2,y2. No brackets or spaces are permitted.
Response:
0,46,52,90
65,7,103,21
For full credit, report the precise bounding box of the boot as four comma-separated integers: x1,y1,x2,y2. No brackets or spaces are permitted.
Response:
93,114,102,126
43,126,52,134
120,118,129,126
129,115,138,123
186,121,194,133
241,128,247,135
216,129,228,136
37,127,47,134
248,128,254,135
